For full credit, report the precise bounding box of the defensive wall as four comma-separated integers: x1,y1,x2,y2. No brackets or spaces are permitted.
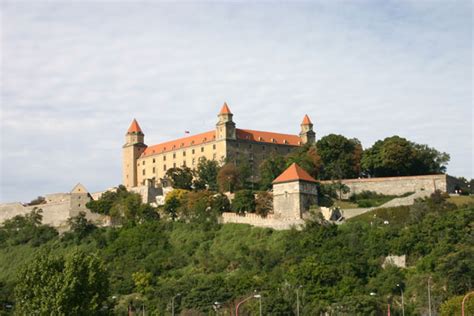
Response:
320,174,462,199
220,212,305,230
0,184,105,229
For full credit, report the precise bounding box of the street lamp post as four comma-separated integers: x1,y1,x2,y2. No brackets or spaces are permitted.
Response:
296,285,303,316
171,293,181,316
235,293,261,316
462,291,474,316
397,284,405,316
427,276,432,316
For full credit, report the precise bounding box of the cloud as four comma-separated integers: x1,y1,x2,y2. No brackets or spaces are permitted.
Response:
0,1,472,202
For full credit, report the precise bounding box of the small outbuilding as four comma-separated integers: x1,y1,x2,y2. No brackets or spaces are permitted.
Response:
272,163,318,219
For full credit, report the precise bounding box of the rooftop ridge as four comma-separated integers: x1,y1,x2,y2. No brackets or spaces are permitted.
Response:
273,163,317,184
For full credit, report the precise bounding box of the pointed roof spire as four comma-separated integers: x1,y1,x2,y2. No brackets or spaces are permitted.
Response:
272,163,317,184
127,118,143,133
219,102,232,115
301,114,312,125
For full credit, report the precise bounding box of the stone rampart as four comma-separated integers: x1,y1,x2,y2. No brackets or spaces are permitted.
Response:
321,174,458,199
220,212,304,230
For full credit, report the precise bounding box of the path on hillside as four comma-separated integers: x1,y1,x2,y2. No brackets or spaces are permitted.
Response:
341,190,430,220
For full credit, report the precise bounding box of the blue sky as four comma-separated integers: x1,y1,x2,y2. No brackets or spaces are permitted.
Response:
1,1,472,202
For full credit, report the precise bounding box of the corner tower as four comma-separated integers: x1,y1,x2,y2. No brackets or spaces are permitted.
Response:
216,102,236,140
299,114,316,144
122,119,147,188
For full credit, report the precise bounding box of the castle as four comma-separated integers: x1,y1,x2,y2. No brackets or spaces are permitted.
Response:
122,103,316,189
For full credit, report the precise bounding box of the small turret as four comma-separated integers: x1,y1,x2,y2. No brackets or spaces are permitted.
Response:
216,102,236,140
299,114,316,144
125,118,145,146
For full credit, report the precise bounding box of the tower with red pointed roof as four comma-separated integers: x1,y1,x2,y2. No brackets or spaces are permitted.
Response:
299,114,316,144
272,163,318,219
216,102,236,141
123,119,147,188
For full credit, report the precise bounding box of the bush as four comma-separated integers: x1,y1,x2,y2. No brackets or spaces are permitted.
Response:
231,190,256,214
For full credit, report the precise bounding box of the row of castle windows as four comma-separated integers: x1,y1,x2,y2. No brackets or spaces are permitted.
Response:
142,145,217,166
142,153,219,176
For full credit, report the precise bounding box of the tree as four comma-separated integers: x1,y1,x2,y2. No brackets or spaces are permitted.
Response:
316,135,361,180
361,136,450,177
193,157,220,191
440,295,474,315
231,190,256,214
259,154,287,190
66,211,97,241
163,189,189,220
165,167,194,190
0,208,57,247
286,143,322,179
255,191,272,216
14,249,109,315
86,185,159,224
217,163,241,193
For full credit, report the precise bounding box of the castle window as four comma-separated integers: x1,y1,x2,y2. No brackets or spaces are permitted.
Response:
248,144,252,149
163,155,166,161
173,153,176,159
183,161,186,167
183,151,186,156
163,164,166,171
192,158,195,165
201,147,204,152
153,158,155,163
213,153,216,159
173,163,176,168
142,169,146,175
78,204,81,207
288,148,291,153
213,144,216,150
192,149,195,154
153,167,155,173
262,146,265,150
143,161,145,165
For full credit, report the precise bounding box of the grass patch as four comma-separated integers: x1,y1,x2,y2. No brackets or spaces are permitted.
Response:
348,205,411,225
447,195,474,207
333,200,359,209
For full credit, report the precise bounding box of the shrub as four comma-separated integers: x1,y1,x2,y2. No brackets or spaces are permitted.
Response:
231,190,256,214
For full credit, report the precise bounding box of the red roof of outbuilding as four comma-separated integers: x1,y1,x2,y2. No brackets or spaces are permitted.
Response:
301,114,312,125
127,119,143,133
272,163,317,184
219,102,232,114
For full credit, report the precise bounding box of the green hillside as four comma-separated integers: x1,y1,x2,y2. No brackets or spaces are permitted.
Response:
0,193,473,315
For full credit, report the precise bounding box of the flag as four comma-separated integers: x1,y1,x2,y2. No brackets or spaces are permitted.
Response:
185,131,190,134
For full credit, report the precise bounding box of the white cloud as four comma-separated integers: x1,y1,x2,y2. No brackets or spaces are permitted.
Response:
1,1,472,202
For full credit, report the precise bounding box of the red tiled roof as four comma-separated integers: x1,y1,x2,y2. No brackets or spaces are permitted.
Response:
236,129,301,146
127,119,143,133
219,102,232,114
272,163,317,184
141,130,216,157
301,114,312,125
141,128,302,158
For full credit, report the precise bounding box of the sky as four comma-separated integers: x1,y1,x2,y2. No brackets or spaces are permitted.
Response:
0,0,472,203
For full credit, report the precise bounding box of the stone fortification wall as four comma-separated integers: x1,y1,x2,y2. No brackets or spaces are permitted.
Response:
0,200,72,227
220,212,304,230
321,174,454,199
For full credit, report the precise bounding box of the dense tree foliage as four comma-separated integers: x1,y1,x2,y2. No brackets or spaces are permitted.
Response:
361,136,450,177
86,185,159,224
217,163,241,193
231,190,256,214
165,167,194,190
0,190,472,315
316,134,362,180
192,157,220,191
0,208,57,247
14,249,109,315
